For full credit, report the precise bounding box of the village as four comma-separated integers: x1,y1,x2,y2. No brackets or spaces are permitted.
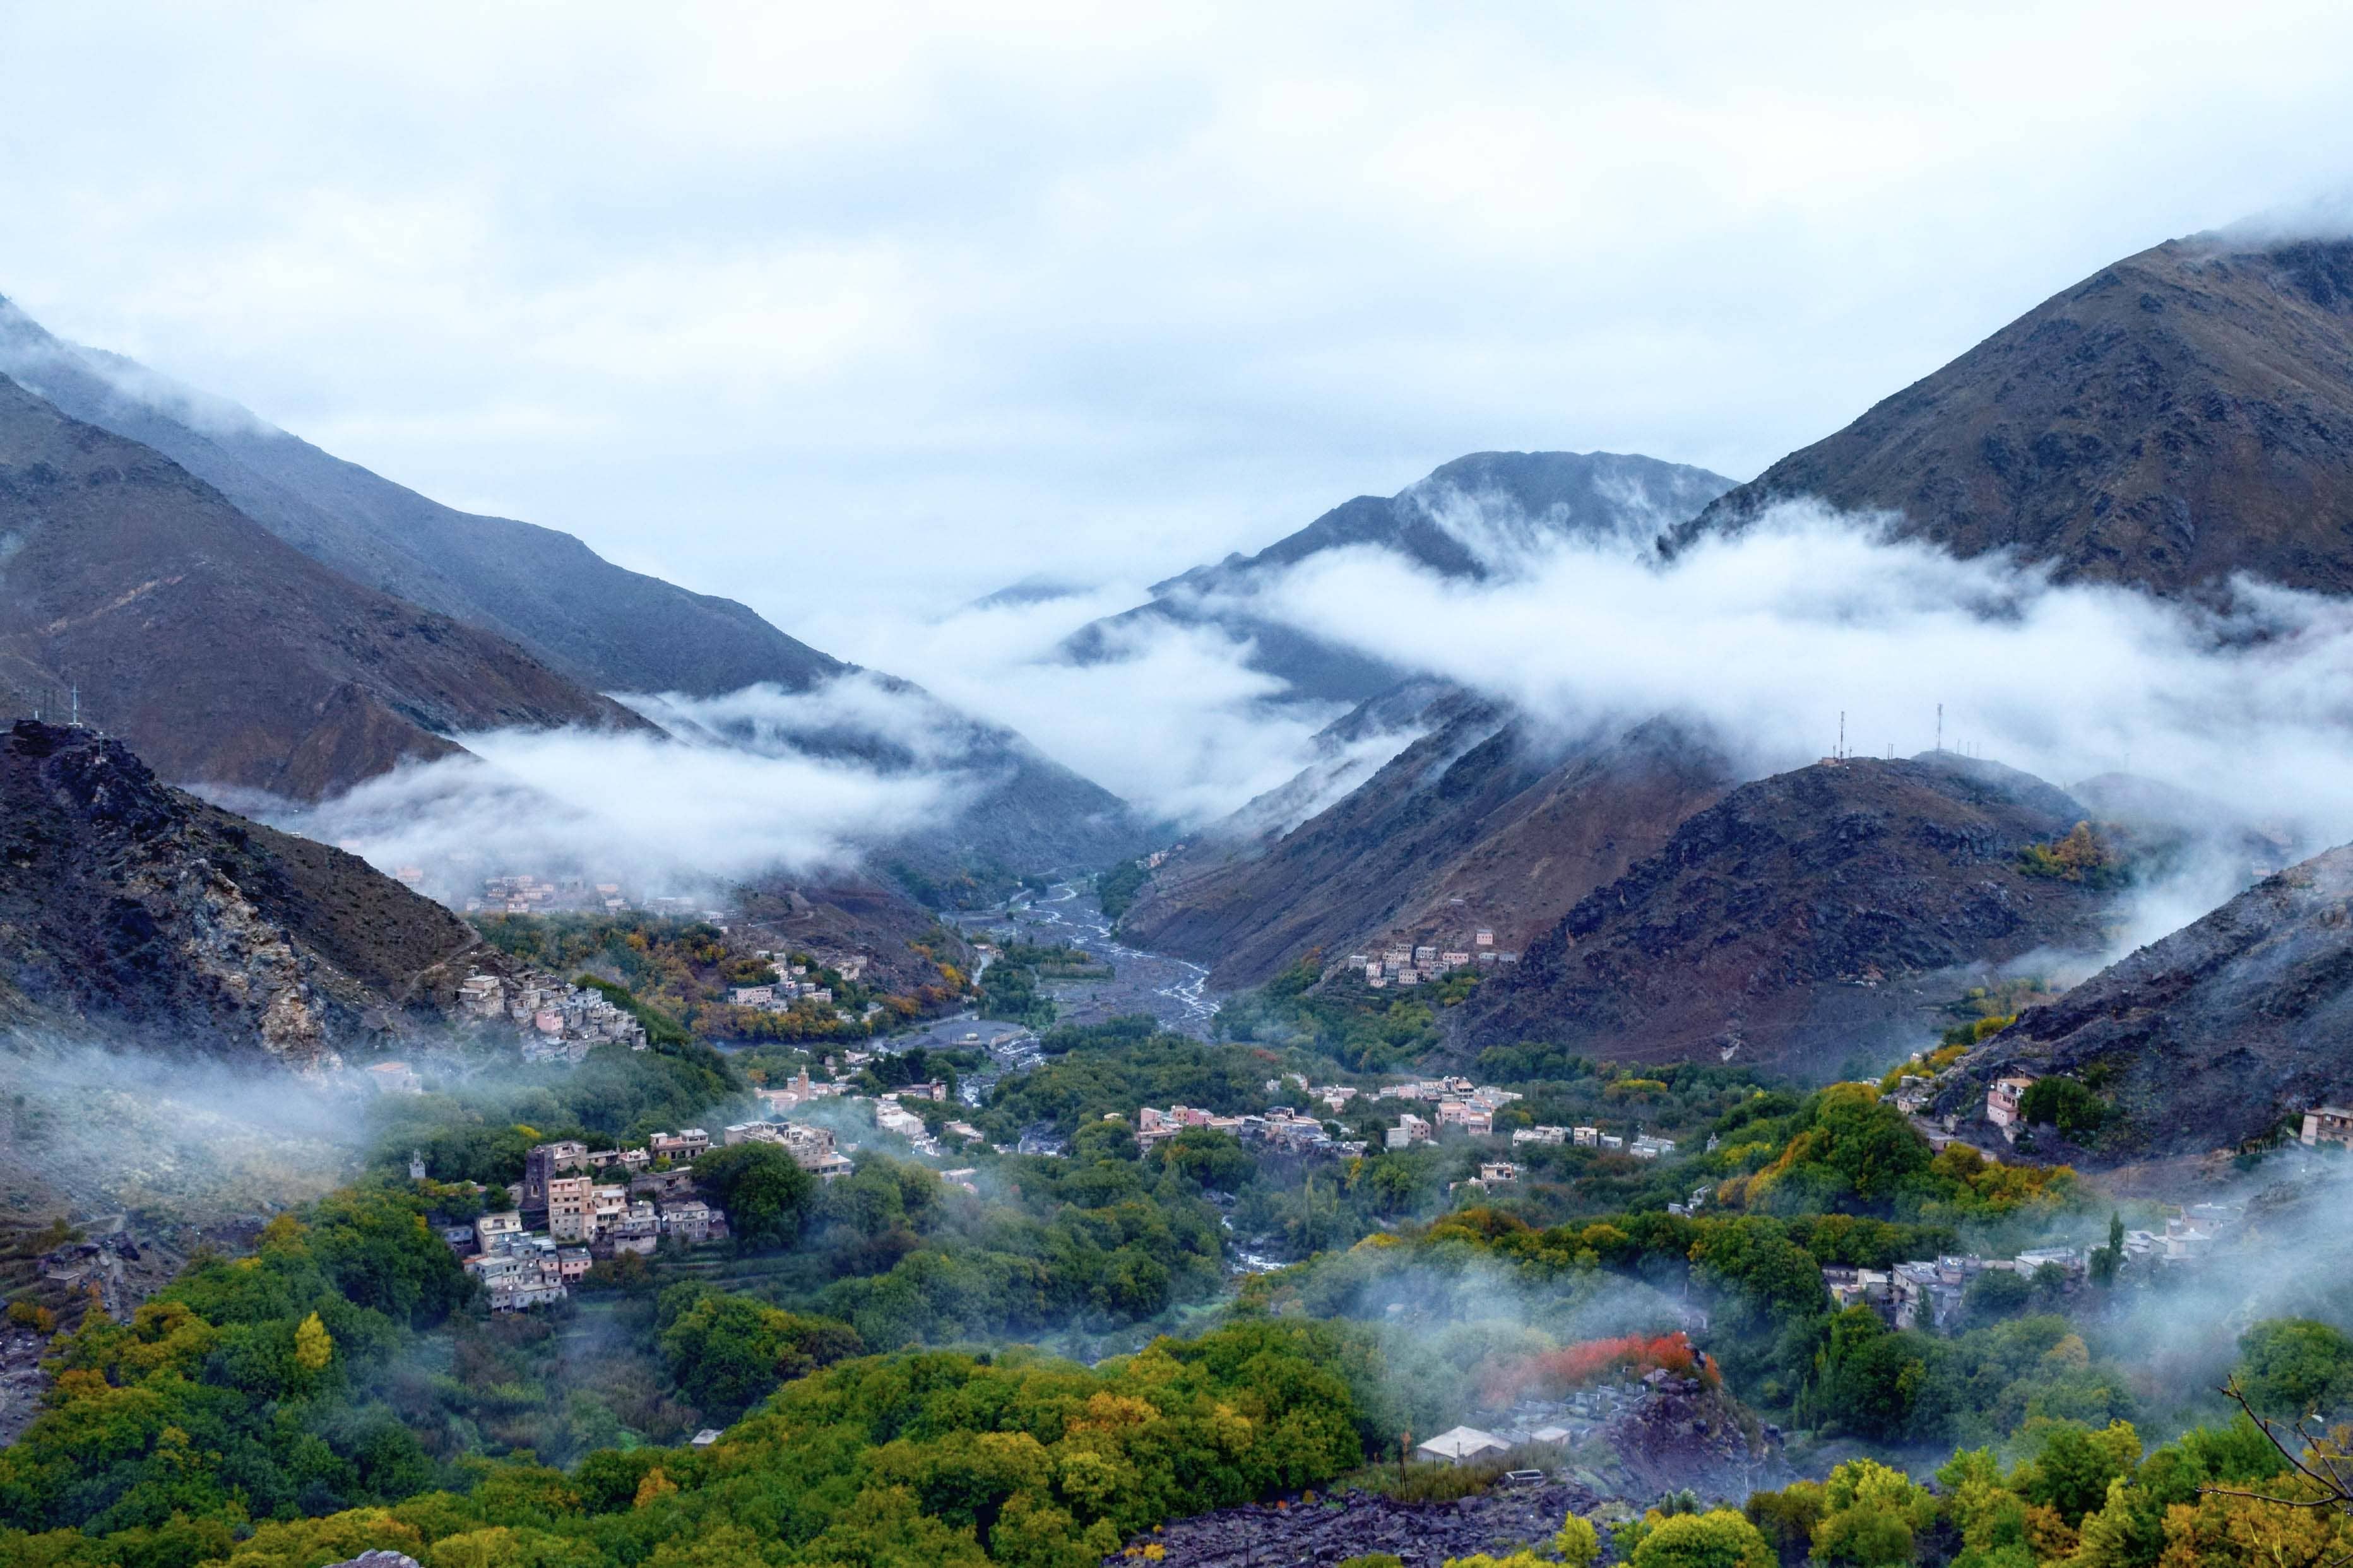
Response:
434,1115,870,1311
1348,929,1522,990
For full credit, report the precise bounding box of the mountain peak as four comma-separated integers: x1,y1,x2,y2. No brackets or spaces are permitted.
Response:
1667,226,2353,596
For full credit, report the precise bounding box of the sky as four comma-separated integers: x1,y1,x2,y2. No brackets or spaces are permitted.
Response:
5,1,2353,663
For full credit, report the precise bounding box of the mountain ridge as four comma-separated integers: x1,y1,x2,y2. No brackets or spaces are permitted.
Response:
0,372,655,801
1060,450,1736,706
1666,231,2353,595
1456,752,2122,1076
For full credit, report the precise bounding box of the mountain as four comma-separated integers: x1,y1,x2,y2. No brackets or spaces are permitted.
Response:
1118,691,1735,987
0,297,843,698
0,300,1139,878
1063,451,1736,705
0,720,486,1064
0,374,652,801
1667,230,2353,595
1937,842,2353,1162
1456,753,2123,1075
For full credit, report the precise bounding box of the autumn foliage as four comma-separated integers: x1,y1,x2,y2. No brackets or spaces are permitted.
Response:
1479,1331,1716,1405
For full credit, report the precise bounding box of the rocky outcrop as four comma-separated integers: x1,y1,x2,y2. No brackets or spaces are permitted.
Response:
1459,753,2121,1075
1939,842,2353,1161
1115,1480,1607,1568
0,721,485,1064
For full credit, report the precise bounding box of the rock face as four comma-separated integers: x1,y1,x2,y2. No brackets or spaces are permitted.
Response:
1668,232,2353,596
1122,693,1733,987
1459,754,2120,1075
1941,842,2353,1160
0,374,653,801
1117,1481,1607,1568
0,721,484,1064
1064,451,1735,705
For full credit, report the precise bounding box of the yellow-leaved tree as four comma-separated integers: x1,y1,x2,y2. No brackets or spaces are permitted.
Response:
293,1311,333,1373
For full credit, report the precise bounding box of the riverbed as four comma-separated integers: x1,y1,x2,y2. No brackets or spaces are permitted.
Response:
955,880,1219,1038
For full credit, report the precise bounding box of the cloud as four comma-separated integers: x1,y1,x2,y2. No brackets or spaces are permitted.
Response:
243,708,958,900
1036,503,2353,967
6,3,2353,622
814,584,1386,831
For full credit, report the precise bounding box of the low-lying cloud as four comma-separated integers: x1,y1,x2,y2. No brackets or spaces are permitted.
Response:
249,709,956,902
1240,501,2353,850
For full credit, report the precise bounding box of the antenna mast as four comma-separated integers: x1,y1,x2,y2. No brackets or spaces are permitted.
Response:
1837,711,1846,762
1936,702,1943,753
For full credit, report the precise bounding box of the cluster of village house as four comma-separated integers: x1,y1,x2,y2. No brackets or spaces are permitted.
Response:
1123,1073,1678,1176
752,1066,985,1160
439,873,641,916
442,1118,870,1311
454,971,648,1062
356,966,651,1093
1351,931,1520,989
1928,1070,2353,1158
1823,1201,2241,1333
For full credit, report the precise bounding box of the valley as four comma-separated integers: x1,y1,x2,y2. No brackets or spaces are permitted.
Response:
5,197,2353,1568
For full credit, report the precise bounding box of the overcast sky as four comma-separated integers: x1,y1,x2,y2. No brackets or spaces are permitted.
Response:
5,2,2352,665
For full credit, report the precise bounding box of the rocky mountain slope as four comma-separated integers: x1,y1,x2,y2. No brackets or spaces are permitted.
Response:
0,302,1138,878
1063,451,1734,704
1668,231,2353,594
1940,842,2353,1160
1119,691,1734,986
1457,753,2122,1075
0,374,652,800
0,721,486,1063
0,296,843,699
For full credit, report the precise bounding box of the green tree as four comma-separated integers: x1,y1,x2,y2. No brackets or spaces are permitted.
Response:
2236,1318,2353,1419
691,1141,817,1252
1630,1509,1777,1568
1555,1512,1603,1568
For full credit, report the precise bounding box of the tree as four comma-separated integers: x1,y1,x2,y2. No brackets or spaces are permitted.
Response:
293,1311,334,1373
1555,1512,1603,1568
1964,1268,2033,1324
2236,1319,2353,1420
1630,1510,1778,1568
2089,1211,2125,1287
691,1142,816,1252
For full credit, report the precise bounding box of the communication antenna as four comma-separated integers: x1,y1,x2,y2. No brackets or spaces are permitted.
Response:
1936,703,1943,753
1837,711,1846,761
70,684,79,728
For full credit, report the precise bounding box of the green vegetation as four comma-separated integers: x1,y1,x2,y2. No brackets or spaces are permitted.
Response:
1218,955,1478,1071
1713,1085,2078,1226
2017,1077,2111,1141
2018,822,2131,888
976,941,1110,1029
1097,859,1153,923
8,981,2350,1568
2234,1317,2353,1420
365,1037,744,1186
